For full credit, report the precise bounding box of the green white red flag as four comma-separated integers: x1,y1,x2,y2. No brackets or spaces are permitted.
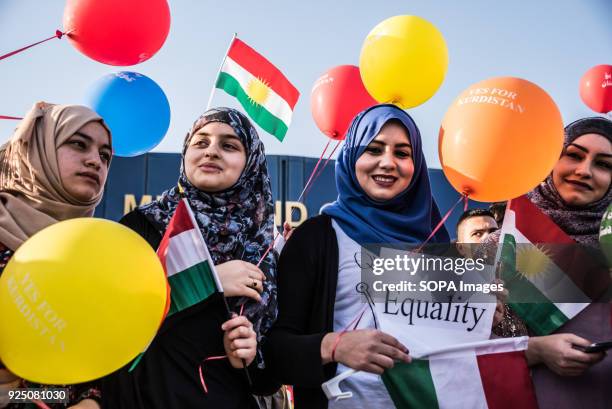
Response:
382,338,538,409
157,198,223,315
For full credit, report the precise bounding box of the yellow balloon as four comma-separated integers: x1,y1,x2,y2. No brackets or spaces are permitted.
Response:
0,218,167,384
359,15,449,109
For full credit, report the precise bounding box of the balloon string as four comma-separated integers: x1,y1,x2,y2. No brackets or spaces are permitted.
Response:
201,302,250,393
0,30,65,61
296,139,331,203
31,400,51,409
256,231,279,268
345,305,367,331
417,193,468,251
198,303,247,394
255,139,338,268
0,115,22,120
198,356,228,394
302,140,342,200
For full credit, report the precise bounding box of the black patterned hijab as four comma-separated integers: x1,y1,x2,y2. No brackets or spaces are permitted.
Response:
139,107,277,355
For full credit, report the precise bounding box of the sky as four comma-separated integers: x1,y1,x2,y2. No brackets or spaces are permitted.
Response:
1,0,611,168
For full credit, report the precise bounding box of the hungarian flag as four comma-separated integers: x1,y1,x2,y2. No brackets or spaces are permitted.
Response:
382,338,538,409
157,198,224,315
216,37,300,142
497,195,610,335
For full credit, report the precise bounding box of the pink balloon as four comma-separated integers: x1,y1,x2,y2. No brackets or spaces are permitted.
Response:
311,65,377,140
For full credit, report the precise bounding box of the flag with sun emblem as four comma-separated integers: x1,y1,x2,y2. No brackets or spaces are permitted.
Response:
215,37,300,141
496,195,610,335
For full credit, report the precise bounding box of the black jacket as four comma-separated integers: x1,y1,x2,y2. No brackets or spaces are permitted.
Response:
101,209,278,409
265,215,339,409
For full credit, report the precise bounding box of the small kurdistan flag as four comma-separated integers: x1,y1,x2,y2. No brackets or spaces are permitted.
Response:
216,37,300,141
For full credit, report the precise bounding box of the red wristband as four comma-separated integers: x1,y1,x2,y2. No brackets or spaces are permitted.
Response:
331,331,346,363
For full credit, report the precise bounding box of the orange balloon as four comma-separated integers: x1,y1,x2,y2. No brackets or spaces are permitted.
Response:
439,77,564,202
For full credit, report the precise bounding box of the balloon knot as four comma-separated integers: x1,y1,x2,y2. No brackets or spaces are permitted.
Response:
55,30,64,39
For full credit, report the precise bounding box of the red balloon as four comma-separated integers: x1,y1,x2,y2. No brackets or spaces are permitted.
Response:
311,65,377,140
579,64,612,114
63,0,171,66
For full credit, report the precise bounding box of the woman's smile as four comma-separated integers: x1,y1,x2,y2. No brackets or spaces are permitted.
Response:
371,174,398,187
564,178,592,191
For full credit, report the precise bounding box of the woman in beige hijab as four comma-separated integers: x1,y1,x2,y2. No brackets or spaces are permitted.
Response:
0,102,112,409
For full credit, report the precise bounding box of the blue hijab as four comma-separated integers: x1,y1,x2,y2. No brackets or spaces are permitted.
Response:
322,104,449,245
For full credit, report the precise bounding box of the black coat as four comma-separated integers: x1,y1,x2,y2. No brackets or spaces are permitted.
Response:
101,209,278,409
265,215,340,409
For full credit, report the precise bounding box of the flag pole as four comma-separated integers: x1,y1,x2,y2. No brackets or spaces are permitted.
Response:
182,197,253,387
205,32,237,111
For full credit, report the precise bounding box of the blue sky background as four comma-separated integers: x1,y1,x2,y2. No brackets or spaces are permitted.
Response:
1,0,610,168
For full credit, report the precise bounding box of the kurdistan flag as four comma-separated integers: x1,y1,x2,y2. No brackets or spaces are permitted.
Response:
216,37,300,141
497,195,610,335
157,198,224,315
382,338,538,409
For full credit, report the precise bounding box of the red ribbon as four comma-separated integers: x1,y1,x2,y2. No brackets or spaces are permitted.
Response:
418,193,469,251
298,139,331,203
0,30,64,62
198,302,248,394
31,400,51,409
0,115,23,120
256,139,343,267
198,355,228,394
302,139,342,200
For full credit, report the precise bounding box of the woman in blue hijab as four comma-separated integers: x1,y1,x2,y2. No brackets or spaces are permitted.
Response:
264,104,449,409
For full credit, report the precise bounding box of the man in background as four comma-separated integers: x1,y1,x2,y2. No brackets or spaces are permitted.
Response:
455,208,504,327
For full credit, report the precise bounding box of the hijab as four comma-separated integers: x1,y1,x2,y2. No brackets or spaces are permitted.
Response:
527,116,612,246
323,104,450,245
139,107,277,343
0,102,111,251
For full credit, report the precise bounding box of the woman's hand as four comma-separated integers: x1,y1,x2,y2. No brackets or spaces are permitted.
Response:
526,334,605,376
282,221,293,241
67,399,100,409
215,260,265,302
321,329,411,374
222,314,257,368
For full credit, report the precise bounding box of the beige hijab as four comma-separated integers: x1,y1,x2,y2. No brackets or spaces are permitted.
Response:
0,102,111,251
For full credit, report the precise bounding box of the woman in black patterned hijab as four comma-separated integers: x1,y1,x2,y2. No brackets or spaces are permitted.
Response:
102,107,279,409
141,107,277,339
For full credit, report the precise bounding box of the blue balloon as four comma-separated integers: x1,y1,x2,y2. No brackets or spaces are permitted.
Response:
87,72,171,157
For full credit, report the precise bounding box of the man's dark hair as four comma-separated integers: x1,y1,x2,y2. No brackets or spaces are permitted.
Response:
488,202,507,225
456,208,495,236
